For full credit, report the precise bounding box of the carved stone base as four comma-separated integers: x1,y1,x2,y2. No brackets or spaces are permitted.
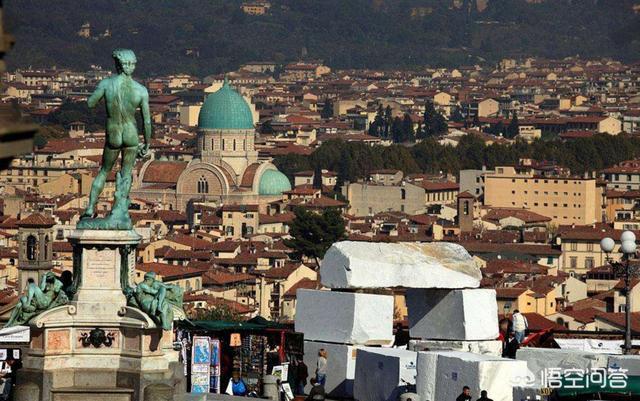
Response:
14,229,185,401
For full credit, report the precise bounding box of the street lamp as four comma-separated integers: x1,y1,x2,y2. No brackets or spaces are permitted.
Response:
600,231,640,355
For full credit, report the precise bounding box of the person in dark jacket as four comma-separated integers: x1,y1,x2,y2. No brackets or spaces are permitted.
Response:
476,390,493,401
456,386,472,401
295,358,309,395
305,377,325,401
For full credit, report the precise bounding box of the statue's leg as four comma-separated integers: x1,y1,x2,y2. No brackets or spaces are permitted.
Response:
83,147,119,217
156,286,167,314
120,146,138,178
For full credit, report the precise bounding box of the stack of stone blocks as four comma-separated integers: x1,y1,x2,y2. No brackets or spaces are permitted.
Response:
294,241,528,401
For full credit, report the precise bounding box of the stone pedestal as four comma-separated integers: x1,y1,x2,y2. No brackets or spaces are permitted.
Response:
14,229,186,401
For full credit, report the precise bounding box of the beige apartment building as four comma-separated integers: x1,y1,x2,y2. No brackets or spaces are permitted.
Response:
343,181,425,216
484,166,602,225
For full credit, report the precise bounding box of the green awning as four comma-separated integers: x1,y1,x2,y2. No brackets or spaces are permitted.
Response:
180,318,289,332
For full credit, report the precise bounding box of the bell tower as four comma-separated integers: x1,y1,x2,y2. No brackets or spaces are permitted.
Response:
457,191,476,234
16,213,55,290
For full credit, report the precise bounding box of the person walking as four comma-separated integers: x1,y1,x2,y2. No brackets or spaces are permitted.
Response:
511,310,528,344
456,385,472,401
315,349,327,386
0,358,16,401
476,390,493,401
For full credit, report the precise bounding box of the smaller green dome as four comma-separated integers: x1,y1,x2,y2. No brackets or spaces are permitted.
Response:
259,169,292,196
198,79,254,130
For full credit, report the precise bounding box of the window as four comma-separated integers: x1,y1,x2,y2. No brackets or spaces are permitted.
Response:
547,256,554,265
570,242,577,251
585,257,595,269
570,257,578,268
587,243,593,252
26,235,37,261
197,176,209,194
401,188,406,200
463,201,469,215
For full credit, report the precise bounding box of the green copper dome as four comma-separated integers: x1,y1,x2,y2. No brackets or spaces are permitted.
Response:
259,169,292,195
198,79,254,130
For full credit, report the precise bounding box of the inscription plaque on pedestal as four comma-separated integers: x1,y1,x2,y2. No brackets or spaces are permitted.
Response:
84,249,116,288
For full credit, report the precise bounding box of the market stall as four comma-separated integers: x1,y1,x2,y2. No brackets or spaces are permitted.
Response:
176,317,303,397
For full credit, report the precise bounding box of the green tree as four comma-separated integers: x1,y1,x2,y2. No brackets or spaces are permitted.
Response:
450,107,465,123
368,104,385,137
312,163,323,189
506,111,519,139
284,207,346,266
188,304,243,322
391,116,404,143
320,99,334,119
402,113,415,143
423,102,447,137
384,106,392,138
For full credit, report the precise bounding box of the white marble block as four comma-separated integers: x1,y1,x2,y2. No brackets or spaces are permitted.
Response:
608,355,640,376
516,348,609,387
416,351,529,401
407,289,498,340
295,289,394,345
408,339,503,357
320,241,481,289
353,348,417,401
303,341,364,399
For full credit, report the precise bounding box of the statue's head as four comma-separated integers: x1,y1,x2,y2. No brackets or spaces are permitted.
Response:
144,271,156,283
112,48,137,76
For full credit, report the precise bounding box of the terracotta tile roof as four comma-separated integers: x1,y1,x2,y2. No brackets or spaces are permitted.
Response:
522,312,566,331
210,241,242,252
260,263,303,280
222,204,259,212
290,196,347,210
569,298,607,311
136,262,209,281
594,312,640,334
284,278,318,297
495,287,528,299
484,259,548,275
556,223,634,241
559,307,602,324
142,161,188,184
184,295,255,315
52,242,73,253
483,208,551,224
240,163,261,188
17,213,56,228
201,212,222,226
458,191,475,199
163,234,215,251
202,270,254,286
459,241,561,256
259,212,294,224
460,230,520,244
153,210,188,224
419,181,459,191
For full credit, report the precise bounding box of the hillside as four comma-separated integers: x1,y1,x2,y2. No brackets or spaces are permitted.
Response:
5,0,640,76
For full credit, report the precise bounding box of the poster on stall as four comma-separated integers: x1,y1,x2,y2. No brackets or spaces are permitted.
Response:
281,382,294,401
192,336,211,365
191,336,211,393
271,363,289,381
209,339,221,394
191,372,210,394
